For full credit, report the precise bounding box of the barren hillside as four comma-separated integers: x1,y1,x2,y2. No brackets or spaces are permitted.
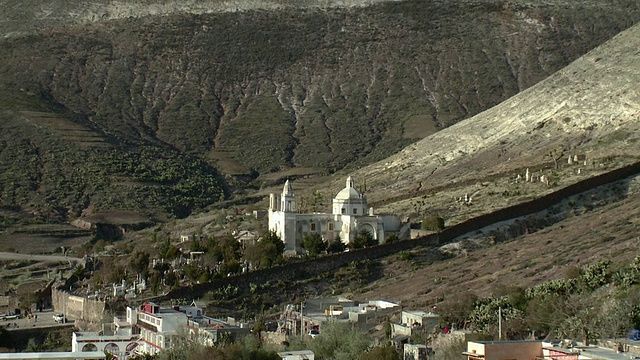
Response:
274,23,640,308
320,21,640,224
1,0,639,223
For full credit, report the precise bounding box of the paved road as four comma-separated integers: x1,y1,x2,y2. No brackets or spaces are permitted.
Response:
1,310,75,331
578,346,640,360
0,252,82,263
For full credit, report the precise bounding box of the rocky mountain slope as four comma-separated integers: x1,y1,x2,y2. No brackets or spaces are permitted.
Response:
274,23,640,310
1,0,639,223
0,0,394,38
320,20,640,224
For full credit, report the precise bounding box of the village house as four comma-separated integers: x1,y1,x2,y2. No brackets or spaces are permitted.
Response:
392,310,440,338
277,350,315,360
268,176,408,255
463,340,580,360
72,315,140,359
71,302,247,359
404,343,431,360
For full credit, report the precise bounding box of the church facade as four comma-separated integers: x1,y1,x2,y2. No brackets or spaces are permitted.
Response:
268,176,405,255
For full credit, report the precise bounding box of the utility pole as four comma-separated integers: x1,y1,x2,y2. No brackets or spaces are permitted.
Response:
498,307,502,340
300,301,304,336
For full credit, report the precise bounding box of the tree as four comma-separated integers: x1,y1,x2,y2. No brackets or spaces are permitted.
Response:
243,231,285,269
360,345,400,360
149,271,161,296
164,270,178,288
252,316,267,345
154,261,170,275
183,263,204,282
158,239,181,260
261,231,285,255
108,265,126,284
0,327,13,350
69,264,86,284
545,145,565,169
384,234,399,244
128,250,150,278
350,229,377,249
422,215,445,231
327,236,346,253
301,233,326,257
305,322,370,360
190,237,204,252
525,294,565,336
206,234,241,265
438,291,478,329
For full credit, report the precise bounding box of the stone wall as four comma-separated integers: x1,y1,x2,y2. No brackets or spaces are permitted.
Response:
161,161,640,303
438,160,640,243
52,288,105,324
160,233,440,301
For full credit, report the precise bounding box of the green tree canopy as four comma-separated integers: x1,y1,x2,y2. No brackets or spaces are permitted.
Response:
158,239,182,260
306,322,370,360
128,250,150,277
422,215,445,231
261,230,285,255
350,229,377,249
359,345,400,360
243,231,285,269
301,233,327,257
327,239,346,253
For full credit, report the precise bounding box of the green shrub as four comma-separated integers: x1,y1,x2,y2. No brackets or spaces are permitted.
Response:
422,215,445,231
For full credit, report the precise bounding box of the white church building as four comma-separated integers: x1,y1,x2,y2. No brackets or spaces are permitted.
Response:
268,176,406,255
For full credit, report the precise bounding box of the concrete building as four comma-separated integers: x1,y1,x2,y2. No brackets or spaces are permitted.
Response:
404,343,430,360
463,341,579,360
277,350,315,360
187,314,250,345
72,302,246,359
72,318,139,359
392,310,440,338
268,176,407,255
127,303,188,355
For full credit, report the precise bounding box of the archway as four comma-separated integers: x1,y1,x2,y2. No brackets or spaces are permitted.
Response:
81,343,98,352
125,342,138,353
359,223,376,237
104,343,120,356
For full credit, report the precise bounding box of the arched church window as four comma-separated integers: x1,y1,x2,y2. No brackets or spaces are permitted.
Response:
328,223,334,231
311,223,316,231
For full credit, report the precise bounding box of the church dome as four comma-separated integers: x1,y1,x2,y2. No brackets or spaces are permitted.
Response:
334,176,364,201
335,187,363,200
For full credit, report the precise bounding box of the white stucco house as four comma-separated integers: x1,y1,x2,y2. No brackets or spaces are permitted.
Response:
268,176,407,255
72,302,248,359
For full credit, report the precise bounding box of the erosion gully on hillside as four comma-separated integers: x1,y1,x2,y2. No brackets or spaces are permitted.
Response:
1,0,639,223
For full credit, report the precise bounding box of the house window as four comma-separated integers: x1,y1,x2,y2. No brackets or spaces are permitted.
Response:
328,223,334,231
353,208,357,214
311,223,316,231
341,208,346,214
